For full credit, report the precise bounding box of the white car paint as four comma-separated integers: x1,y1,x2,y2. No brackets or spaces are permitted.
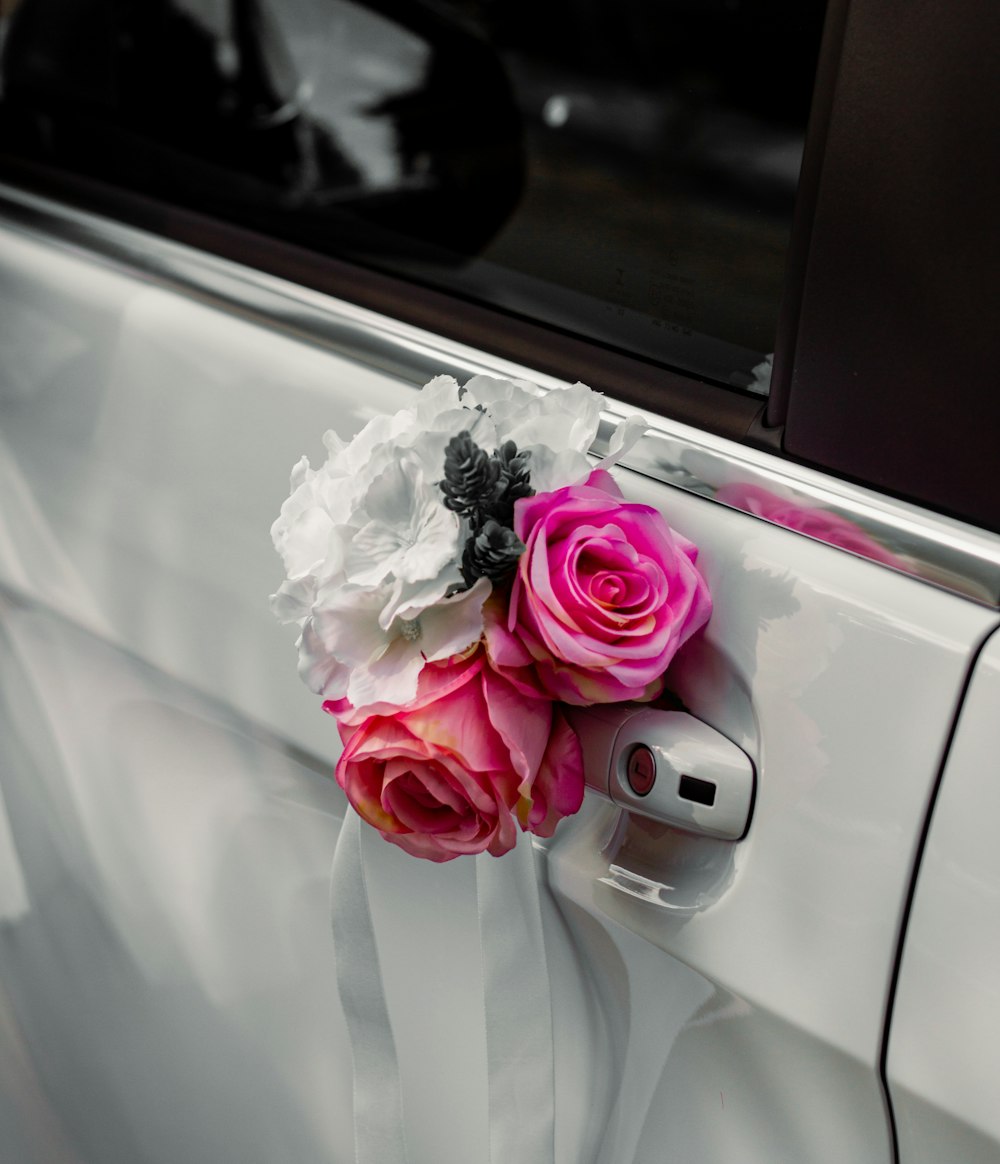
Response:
0,202,998,1162
887,626,1000,1163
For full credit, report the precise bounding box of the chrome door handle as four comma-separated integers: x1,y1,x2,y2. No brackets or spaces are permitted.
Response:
566,706,756,841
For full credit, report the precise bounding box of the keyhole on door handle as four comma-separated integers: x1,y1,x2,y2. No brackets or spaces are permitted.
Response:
567,706,756,841
625,744,657,796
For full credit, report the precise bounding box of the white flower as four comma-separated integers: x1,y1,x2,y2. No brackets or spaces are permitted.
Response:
593,412,648,473
270,575,317,626
301,577,491,708
463,376,601,449
410,373,464,425
296,619,350,700
270,388,484,605
346,454,465,625
270,456,351,584
460,376,609,492
347,455,460,585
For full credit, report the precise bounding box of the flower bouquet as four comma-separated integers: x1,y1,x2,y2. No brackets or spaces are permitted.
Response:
271,375,711,861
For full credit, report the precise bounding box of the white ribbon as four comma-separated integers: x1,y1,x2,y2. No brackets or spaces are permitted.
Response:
477,837,556,1164
329,809,409,1164
330,820,556,1164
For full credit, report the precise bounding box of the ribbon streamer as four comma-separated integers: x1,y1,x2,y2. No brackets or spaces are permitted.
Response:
330,809,409,1164
331,816,556,1163
477,837,556,1164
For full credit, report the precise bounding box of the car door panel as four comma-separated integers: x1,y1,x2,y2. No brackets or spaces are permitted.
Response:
886,626,1000,1163
0,599,355,1164
1,197,998,1163
544,481,996,1162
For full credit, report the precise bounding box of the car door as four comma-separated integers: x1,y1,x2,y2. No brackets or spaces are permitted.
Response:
885,625,1000,1164
0,2,997,1163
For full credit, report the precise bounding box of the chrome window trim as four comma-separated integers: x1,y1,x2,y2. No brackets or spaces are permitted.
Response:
2,180,998,609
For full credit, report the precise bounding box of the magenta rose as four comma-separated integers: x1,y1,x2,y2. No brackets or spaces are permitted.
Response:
714,483,908,569
326,649,584,861
486,468,712,704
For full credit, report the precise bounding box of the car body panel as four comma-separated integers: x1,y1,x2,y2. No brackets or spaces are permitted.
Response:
1,201,998,1162
543,484,995,1161
0,600,356,1164
887,626,1000,1163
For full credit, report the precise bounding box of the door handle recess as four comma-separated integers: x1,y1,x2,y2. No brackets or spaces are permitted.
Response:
566,706,756,841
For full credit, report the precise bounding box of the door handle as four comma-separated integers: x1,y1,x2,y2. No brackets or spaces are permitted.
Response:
566,706,756,841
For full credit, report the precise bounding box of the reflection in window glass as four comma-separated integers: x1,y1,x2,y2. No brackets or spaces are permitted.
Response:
0,0,826,391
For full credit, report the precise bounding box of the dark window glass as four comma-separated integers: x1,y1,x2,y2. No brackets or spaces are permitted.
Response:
0,0,825,390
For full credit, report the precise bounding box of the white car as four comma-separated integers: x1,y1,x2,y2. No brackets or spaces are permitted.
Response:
0,1,997,1161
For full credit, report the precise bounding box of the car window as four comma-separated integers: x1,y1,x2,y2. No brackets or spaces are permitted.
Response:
0,0,826,392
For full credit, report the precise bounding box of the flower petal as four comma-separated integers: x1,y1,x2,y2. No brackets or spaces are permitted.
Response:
419,577,491,662
347,640,426,711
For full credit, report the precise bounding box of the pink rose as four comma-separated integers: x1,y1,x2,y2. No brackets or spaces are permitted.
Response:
327,650,584,861
487,469,712,704
714,483,907,569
